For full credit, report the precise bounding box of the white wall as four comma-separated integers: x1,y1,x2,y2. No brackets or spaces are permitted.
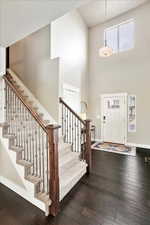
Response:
10,25,59,122
51,10,88,103
89,3,150,145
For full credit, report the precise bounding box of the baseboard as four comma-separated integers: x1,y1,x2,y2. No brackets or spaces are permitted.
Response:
0,176,45,212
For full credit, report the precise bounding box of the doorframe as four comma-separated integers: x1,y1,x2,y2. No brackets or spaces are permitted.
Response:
101,93,128,144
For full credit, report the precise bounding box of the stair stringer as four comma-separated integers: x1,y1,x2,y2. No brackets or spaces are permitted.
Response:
0,125,50,215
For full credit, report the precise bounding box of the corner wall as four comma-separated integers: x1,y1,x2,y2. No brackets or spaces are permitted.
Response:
89,3,150,145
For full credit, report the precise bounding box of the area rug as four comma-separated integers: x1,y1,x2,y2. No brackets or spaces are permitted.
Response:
92,142,136,156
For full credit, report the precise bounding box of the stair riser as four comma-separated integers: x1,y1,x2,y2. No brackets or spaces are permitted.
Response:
16,151,22,161
59,154,79,168
59,158,79,175
59,135,65,145
35,182,41,195
8,138,16,149
60,166,87,201
25,180,35,195
2,126,9,136
59,148,72,157
24,167,32,178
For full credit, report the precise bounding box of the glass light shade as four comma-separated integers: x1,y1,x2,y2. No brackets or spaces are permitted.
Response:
99,46,113,58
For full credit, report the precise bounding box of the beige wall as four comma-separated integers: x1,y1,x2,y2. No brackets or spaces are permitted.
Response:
10,25,59,121
88,3,150,145
51,10,88,102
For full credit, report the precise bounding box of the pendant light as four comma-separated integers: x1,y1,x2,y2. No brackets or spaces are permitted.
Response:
99,0,113,58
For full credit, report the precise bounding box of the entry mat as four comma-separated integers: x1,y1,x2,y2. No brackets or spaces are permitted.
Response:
92,142,136,156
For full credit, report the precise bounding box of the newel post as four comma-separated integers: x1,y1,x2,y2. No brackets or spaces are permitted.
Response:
85,119,92,174
46,124,60,216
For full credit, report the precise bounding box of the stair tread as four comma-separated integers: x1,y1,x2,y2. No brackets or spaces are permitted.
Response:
17,160,33,167
36,192,51,205
10,146,24,152
26,175,42,184
0,122,9,127
3,134,16,139
59,142,72,150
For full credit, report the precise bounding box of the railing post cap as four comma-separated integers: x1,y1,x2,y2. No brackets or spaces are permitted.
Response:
84,119,91,123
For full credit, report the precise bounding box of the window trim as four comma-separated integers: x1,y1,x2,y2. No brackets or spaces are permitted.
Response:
104,19,135,54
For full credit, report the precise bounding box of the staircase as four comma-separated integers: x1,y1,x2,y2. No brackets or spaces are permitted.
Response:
0,71,91,216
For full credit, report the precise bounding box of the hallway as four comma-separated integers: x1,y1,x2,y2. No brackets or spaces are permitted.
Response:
0,150,150,225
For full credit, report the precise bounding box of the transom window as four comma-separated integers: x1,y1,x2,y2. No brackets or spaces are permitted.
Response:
104,19,134,54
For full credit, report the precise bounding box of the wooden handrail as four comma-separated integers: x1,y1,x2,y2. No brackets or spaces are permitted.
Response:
59,97,85,125
4,74,48,133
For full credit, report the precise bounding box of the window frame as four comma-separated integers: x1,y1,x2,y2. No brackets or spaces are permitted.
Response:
104,19,135,54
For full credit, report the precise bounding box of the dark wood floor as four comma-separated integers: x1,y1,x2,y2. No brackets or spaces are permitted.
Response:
1,150,150,225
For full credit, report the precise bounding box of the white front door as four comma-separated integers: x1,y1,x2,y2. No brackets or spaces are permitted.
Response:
101,93,127,144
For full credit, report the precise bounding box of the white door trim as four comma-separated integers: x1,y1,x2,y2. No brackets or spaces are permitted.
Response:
63,83,81,113
101,93,128,144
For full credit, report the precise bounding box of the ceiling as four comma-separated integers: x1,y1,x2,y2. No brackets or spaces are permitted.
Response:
0,0,90,47
79,0,149,27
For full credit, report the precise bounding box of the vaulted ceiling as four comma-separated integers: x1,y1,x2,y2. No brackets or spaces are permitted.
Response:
79,0,149,27
0,0,91,47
